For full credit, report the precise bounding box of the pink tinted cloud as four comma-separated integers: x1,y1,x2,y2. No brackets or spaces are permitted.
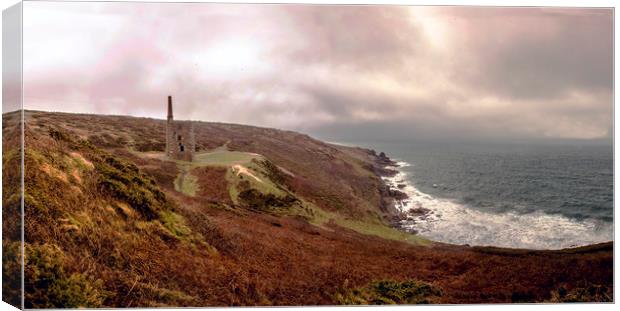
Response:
22,2,613,141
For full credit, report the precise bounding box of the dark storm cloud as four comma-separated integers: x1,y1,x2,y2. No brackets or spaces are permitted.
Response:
23,3,613,142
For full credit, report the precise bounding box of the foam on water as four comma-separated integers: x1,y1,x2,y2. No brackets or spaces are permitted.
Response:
384,162,613,250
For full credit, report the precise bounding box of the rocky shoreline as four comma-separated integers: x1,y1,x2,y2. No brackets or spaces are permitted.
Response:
367,148,613,249
367,149,437,235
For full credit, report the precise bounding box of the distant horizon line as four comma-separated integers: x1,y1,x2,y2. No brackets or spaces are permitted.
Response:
6,108,300,132
2,108,613,146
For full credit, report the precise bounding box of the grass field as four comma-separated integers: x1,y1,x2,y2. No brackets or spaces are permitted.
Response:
136,150,261,167
193,151,260,166
140,150,262,197
301,203,431,246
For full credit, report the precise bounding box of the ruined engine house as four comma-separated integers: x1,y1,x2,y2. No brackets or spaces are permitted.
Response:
166,96,195,161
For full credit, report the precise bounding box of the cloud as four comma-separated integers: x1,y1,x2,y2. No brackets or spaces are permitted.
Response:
442,7,613,100
22,3,613,142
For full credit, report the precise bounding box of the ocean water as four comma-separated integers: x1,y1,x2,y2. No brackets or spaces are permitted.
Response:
340,140,613,249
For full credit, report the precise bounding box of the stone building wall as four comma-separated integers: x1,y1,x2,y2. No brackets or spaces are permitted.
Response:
165,96,195,161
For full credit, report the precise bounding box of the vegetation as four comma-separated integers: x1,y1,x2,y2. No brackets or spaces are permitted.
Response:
174,164,199,197
548,284,612,303
237,188,298,210
301,205,430,246
334,280,442,304
192,150,260,166
95,153,168,220
2,110,612,307
24,243,111,308
2,241,22,308
2,114,23,308
333,217,431,246
16,123,219,307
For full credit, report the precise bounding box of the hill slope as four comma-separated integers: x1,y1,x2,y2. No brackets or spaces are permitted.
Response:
1,110,613,307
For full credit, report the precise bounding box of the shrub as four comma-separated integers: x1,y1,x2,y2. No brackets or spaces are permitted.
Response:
2,241,22,307
549,284,612,303
253,159,287,186
334,279,442,305
238,189,298,210
24,243,112,308
49,128,72,142
135,142,166,152
95,154,167,219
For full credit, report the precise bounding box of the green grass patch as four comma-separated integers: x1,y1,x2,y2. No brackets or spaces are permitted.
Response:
131,150,260,168
174,164,199,197
226,169,241,205
192,151,260,166
243,160,288,196
301,204,430,246
335,218,430,246
334,279,442,305
225,160,297,210
159,211,192,238
157,211,217,254
136,150,264,200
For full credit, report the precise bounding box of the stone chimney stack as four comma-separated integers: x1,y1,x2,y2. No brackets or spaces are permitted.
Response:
165,95,194,161
166,96,173,157
167,95,173,120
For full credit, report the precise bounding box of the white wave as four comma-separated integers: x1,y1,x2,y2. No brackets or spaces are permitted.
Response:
395,161,411,167
385,162,613,250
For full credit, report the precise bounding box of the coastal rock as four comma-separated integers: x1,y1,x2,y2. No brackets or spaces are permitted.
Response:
375,151,398,167
408,207,432,216
390,189,408,201
376,167,399,177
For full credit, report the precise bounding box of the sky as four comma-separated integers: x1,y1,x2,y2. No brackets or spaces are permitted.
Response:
22,2,613,143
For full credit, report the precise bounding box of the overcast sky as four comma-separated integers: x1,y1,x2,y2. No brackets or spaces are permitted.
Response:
23,2,613,143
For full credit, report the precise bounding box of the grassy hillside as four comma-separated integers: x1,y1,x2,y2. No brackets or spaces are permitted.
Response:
2,110,613,307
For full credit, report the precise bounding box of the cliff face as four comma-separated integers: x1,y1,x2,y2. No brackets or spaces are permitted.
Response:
2,110,613,307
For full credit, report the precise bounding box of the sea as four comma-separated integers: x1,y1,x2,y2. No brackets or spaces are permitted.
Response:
338,140,613,250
